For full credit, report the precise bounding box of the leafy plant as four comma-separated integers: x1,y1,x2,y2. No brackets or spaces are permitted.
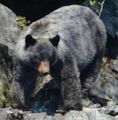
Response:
88,0,104,14
89,0,96,6
16,16,31,31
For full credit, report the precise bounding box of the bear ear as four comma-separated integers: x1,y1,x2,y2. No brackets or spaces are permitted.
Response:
25,34,36,49
49,35,60,47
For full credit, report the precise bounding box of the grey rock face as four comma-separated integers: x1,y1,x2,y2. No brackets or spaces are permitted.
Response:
90,59,118,105
100,105,118,116
65,110,116,120
0,3,20,50
0,44,12,108
0,4,20,107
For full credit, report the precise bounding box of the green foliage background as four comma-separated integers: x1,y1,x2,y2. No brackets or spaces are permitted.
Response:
86,0,104,14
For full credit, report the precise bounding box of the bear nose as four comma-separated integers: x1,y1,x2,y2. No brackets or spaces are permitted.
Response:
42,72,49,76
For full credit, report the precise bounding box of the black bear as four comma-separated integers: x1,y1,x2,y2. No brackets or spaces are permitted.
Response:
12,5,106,111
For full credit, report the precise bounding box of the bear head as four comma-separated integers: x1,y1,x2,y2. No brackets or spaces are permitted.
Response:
23,34,60,76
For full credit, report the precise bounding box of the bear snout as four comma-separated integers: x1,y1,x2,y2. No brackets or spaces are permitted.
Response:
36,60,50,75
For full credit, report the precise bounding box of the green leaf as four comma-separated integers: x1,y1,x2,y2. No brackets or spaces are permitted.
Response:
89,0,96,6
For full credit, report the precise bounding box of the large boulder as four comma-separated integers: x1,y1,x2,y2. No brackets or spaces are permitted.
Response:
0,4,20,107
0,3,20,50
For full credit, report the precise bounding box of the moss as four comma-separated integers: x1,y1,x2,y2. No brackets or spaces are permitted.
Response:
0,44,12,108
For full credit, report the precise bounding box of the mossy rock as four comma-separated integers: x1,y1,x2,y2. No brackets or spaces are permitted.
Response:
0,44,12,107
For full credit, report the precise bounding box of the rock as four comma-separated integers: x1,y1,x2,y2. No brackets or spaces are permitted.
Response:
0,108,117,120
90,58,118,104
100,0,118,39
100,0,118,58
0,3,20,50
110,60,118,73
98,78,118,104
0,108,8,120
0,44,12,107
0,4,20,108
100,105,118,116
65,110,116,120
115,115,118,119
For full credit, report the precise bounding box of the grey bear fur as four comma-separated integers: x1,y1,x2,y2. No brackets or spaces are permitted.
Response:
12,5,106,111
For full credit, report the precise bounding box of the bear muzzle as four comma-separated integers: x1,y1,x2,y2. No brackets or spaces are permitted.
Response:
36,60,50,75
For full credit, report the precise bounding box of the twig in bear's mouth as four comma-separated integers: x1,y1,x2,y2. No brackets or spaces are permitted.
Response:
31,74,52,97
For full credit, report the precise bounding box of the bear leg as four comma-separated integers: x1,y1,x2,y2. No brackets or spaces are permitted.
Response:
12,57,38,109
61,64,82,111
81,54,103,96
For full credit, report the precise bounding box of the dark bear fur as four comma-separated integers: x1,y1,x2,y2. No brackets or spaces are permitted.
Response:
12,5,106,111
